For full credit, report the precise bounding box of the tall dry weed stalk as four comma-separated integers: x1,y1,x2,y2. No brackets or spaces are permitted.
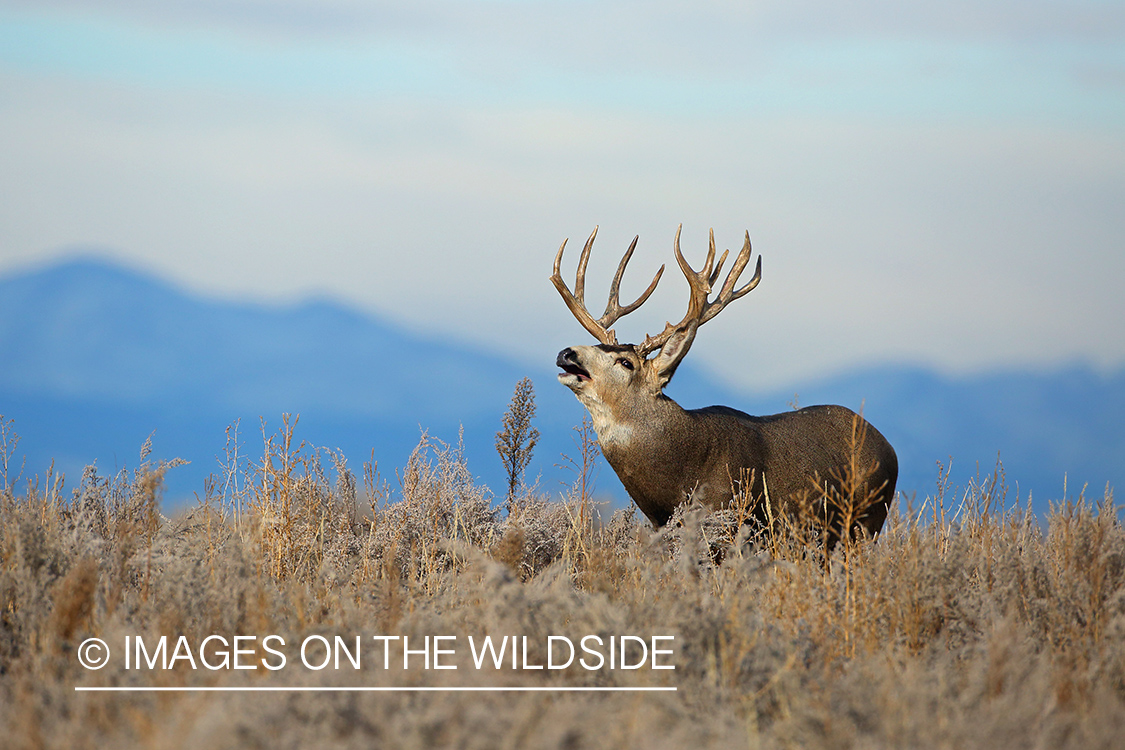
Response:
559,414,601,568
1,415,22,493
495,377,540,511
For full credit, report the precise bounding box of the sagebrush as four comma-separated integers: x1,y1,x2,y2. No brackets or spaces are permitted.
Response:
0,414,1122,749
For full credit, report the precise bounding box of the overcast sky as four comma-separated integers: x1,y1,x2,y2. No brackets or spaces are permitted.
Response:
1,1,1122,391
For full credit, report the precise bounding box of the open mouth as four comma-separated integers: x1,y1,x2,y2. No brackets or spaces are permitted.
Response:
556,349,591,381
559,363,591,381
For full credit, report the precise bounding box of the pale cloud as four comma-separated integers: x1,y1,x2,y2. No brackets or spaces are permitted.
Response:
5,1,1123,42
0,1,1122,390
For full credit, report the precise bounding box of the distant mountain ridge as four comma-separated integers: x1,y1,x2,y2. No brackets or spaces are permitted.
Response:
777,363,1124,505
0,258,518,418
1,257,1120,515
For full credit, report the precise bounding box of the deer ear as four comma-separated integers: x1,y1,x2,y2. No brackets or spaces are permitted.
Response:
651,321,698,387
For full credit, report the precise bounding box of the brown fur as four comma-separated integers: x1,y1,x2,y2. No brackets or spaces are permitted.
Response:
557,342,898,541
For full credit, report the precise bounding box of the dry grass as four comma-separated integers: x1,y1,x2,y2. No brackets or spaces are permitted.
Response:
0,413,1122,749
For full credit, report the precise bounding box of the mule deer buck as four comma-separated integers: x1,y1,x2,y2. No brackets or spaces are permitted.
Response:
551,226,897,544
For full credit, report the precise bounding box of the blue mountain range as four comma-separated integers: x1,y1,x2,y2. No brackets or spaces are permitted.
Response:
1,257,1120,517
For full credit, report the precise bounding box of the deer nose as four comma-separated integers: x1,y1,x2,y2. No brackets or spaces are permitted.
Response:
556,348,578,368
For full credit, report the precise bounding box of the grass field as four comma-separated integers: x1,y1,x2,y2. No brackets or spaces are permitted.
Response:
1,413,1122,749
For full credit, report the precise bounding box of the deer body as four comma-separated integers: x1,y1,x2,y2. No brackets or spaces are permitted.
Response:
552,227,897,540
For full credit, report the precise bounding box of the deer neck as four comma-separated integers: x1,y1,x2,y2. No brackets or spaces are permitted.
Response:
586,390,688,458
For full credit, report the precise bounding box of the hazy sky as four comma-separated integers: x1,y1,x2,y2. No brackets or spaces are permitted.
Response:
1,1,1122,391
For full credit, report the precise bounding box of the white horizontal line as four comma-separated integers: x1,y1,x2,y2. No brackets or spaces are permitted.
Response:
75,686,676,692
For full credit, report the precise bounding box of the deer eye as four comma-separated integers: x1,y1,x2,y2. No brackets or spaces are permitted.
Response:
616,358,634,370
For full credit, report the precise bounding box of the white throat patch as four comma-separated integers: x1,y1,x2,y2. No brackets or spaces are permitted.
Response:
575,393,634,449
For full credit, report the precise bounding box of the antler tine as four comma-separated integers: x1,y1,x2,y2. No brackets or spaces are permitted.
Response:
670,224,717,322
709,251,728,287
701,231,762,324
551,227,664,346
551,228,615,345
552,236,569,280
638,227,763,357
573,226,599,305
604,235,666,320
729,231,763,297
707,230,729,288
672,223,716,286
638,225,712,357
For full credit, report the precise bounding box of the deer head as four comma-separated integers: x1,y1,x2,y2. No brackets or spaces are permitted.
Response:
552,225,762,415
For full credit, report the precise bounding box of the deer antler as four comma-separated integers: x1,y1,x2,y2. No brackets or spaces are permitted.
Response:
551,226,665,345
637,225,762,359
